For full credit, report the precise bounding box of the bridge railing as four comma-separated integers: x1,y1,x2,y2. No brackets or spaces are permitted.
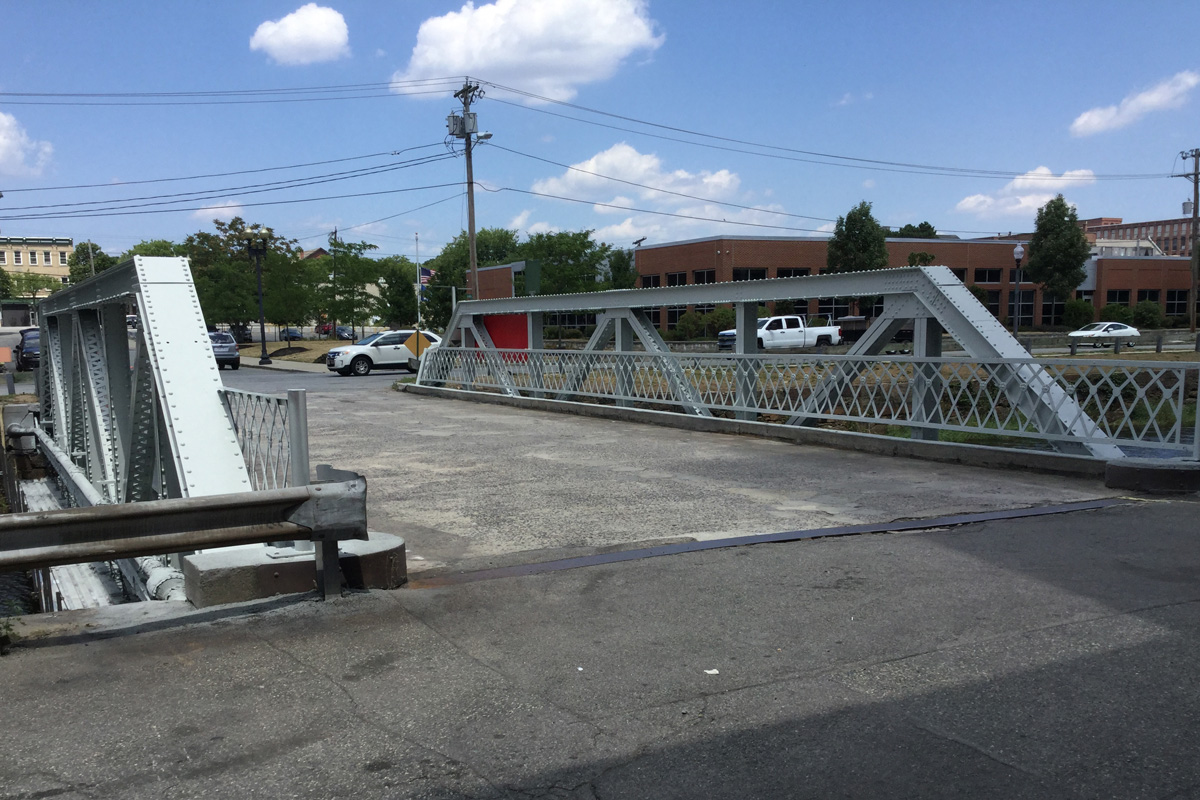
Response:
419,347,1200,460
219,388,310,490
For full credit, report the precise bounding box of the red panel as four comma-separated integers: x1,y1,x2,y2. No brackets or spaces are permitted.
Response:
482,314,528,349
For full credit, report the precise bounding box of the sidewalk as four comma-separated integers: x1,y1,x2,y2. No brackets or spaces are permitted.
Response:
4,497,1199,798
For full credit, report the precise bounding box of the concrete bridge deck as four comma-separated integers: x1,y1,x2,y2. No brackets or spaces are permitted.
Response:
5,372,1198,798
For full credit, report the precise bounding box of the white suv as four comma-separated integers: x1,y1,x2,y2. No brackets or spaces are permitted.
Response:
326,329,441,376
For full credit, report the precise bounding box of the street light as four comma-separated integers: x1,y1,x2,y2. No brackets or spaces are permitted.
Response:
247,234,271,365
1012,243,1025,339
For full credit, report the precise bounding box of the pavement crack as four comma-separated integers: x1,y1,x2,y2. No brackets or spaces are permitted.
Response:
905,717,1045,779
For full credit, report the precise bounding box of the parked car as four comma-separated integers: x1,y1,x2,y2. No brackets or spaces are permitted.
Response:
228,323,253,344
208,331,240,370
316,322,333,336
717,315,842,351
280,328,303,341
336,325,354,340
326,329,442,376
1067,322,1141,347
15,328,39,372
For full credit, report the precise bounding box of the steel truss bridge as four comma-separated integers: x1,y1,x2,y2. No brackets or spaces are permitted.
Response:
420,267,1199,462
1,257,366,607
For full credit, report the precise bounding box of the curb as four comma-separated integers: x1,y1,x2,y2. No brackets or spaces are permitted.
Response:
1105,458,1200,494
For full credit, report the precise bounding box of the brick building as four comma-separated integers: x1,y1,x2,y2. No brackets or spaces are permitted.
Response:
633,235,1195,330
1080,216,1194,258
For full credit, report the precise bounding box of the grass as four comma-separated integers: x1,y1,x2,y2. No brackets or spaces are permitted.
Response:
244,340,342,363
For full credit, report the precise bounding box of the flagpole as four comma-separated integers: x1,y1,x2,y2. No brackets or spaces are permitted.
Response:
415,232,422,358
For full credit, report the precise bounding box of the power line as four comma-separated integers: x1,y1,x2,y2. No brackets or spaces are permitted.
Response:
0,183,464,221
0,145,442,193
480,79,1168,182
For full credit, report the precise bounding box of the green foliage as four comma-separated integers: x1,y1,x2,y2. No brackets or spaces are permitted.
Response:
774,299,796,315
522,230,611,295
893,221,939,238
1132,300,1165,329
318,237,380,327
906,251,936,267
376,256,419,327
674,311,709,339
1026,194,1091,300
184,218,297,326
827,201,889,274
421,228,522,330
1063,299,1095,329
67,242,118,283
263,251,321,326
708,307,735,333
10,271,61,298
1099,303,1133,324
120,239,186,260
0,268,12,299
604,248,638,290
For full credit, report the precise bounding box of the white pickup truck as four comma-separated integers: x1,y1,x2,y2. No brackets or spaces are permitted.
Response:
717,315,843,351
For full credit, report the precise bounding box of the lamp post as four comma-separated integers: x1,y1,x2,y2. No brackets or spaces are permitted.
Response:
1012,243,1025,339
248,235,271,365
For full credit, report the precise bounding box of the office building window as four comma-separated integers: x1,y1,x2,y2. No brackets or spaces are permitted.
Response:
694,304,715,314
59,251,69,266
1137,289,1160,303
648,307,660,326
60,276,70,284
816,297,850,321
1008,289,1034,327
666,271,687,286
13,251,22,265
732,268,767,281
28,251,37,266
1042,296,1065,326
1166,290,1189,316
985,290,1001,316
0,251,6,265
1106,290,1130,306
776,267,811,278
641,274,661,288
43,251,51,264
974,268,1000,283
950,268,967,282
692,269,715,284
666,306,686,329
1076,290,1094,305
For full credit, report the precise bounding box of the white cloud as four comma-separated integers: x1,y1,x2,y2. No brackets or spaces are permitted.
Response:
0,112,52,177
862,179,876,189
1070,70,1200,136
955,166,1094,219
532,143,739,206
836,91,873,107
191,201,245,222
395,0,663,101
250,4,350,66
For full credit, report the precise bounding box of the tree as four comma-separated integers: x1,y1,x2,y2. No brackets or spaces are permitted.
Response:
520,230,611,295
604,248,638,290
183,217,298,327
1063,299,1095,329
826,201,889,274
0,268,12,300
1099,303,1133,324
967,284,990,307
375,256,419,328
317,236,380,331
1132,300,1165,329
906,251,936,267
1026,194,1091,300
894,221,938,238
120,239,186,260
67,242,117,283
421,228,522,330
11,271,61,299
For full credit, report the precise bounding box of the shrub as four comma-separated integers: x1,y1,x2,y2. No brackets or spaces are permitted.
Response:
774,299,796,316
1098,303,1133,324
809,316,828,327
1132,300,1165,330
708,307,735,334
1062,299,1095,330
675,311,708,340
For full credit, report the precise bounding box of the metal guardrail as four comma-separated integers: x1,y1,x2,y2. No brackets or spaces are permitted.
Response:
219,388,310,490
0,476,369,599
419,347,1200,460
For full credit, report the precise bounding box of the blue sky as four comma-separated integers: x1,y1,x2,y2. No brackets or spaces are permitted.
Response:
1,0,1197,262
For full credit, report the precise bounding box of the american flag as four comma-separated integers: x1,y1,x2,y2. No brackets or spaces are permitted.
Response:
419,267,434,285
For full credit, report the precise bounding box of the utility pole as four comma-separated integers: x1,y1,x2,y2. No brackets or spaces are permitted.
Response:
451,80,486,301
1178,148,1200,333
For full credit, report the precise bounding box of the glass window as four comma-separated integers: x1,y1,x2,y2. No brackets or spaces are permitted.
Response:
1106,290,1130,306
43,251,51,263
1166,290,1189,316
666,272,687,286
785,317,801,329
732,268,767,281
0,251,6,265
974,268,1000,283
765,318,784,330
641,274,660,288
28,251,37,266
776,267,811,278
1137,289,1160,303
665,306,686,329
13,251,22,265
692,269,715,284
59,251,68,266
